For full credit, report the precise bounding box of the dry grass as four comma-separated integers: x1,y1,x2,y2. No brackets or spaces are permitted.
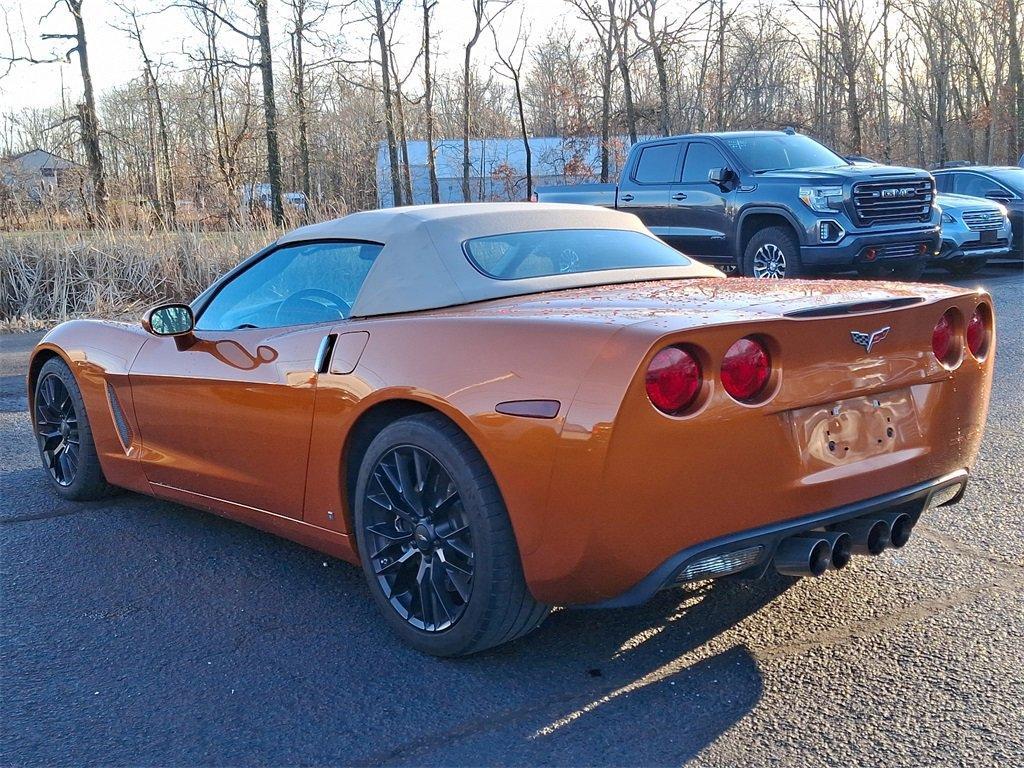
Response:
0,225,280,331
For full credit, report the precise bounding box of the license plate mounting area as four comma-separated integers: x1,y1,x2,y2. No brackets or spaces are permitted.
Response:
787,389,921,469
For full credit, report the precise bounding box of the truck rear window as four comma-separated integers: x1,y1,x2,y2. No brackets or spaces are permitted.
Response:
463,229,690,280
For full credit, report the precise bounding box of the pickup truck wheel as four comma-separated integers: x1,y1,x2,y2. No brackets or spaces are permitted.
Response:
354,413,550,656
742,227,803,278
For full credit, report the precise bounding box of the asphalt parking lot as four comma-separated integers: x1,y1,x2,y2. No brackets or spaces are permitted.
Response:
1,263,1022,767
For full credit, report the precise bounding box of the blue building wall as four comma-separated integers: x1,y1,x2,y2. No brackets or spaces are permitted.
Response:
376,136,634,207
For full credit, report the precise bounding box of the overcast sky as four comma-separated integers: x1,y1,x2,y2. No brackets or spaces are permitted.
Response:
1,0,595,112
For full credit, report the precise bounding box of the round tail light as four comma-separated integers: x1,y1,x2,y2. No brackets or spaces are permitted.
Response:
721,337,772,401
966,304,991,359
932,308,960,366
646,346,702,415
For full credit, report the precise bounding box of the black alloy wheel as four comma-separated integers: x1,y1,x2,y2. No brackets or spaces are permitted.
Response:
363,445,475,632
35,372,80,486
354,413,550,656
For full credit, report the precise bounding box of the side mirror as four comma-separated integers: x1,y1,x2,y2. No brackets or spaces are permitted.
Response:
708,166,733,188
984,189,1012,202
142,303,194,337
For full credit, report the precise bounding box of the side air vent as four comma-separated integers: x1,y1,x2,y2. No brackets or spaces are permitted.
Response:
784,297,924,318
106,382,134,451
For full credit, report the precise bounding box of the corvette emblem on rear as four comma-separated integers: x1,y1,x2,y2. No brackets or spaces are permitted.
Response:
850,326,891,353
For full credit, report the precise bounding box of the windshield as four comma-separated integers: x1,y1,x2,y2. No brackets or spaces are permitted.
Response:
464,229,691,280
989,168,1024,195
721,134,847,173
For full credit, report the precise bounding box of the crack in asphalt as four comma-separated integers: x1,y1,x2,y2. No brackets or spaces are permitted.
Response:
0,502,122,525
757,573,1020,662
346,570,1020,767
914,525,1024,575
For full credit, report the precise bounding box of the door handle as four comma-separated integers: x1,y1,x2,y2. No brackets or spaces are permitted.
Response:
314,333,337,374
671,192,687,201
620,193,634,202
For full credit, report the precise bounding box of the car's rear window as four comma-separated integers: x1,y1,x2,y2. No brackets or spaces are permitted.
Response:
463,228,690,280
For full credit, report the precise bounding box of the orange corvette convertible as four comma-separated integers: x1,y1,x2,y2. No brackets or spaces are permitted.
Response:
29,203,994,656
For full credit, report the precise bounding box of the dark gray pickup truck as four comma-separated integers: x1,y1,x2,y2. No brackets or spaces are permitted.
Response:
537,130,941,279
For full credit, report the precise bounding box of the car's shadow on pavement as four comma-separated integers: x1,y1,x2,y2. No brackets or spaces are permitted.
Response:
1,465,788,767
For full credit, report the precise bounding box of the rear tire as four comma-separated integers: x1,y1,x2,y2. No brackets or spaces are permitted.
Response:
354,413,549,656
742,226,804,278
33,357,116,501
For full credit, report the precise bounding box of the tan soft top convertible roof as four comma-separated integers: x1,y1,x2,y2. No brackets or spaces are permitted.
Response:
279,202,722,317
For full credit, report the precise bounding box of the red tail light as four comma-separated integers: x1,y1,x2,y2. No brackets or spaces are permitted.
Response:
646,346,702,414
721,337,771,401
932,308,960,366
967,304,991,359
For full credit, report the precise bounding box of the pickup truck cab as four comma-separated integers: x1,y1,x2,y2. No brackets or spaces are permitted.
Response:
537,130,941,279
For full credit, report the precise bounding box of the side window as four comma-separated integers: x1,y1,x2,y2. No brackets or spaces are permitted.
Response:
633,143,681,184
196,241,383,331
955,173,999,197
933,173,953,193
681,142,728,184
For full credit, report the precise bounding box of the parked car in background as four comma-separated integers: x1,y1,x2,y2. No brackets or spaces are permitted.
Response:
27,203,994,656
935,193,1012,275
537,130,941,279
933,166,1024,260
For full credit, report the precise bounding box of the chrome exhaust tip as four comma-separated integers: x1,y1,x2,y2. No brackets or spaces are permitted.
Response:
879,512,913,548
834,518,891,556
773,535,833,577
818,531,852,570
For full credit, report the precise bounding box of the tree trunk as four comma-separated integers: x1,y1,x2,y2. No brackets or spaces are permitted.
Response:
647,6,671,136
392,60,414,205
423,0,440,203
70,0,107,223
291,2,312,213
600,22,613,182
132,15,176,227
716,0,725,131
612,1,637,144
462,45,474,201
373,0,402,206
512,70,532,200
1008,0,1023,162
256,0,284,225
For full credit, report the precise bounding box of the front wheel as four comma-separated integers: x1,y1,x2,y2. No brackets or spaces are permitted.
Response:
33,357,116,500
741,226,804,278
354,413,549,656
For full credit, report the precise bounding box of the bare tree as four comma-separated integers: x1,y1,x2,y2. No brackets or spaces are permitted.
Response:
177,0,285,224
492,13,532,199
1,0,109,221
567,0,617,181
461,0,510,202
370,0,403,206
287,0,329,213
422,0,440,203
612,0,638,143
114,4,176,226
